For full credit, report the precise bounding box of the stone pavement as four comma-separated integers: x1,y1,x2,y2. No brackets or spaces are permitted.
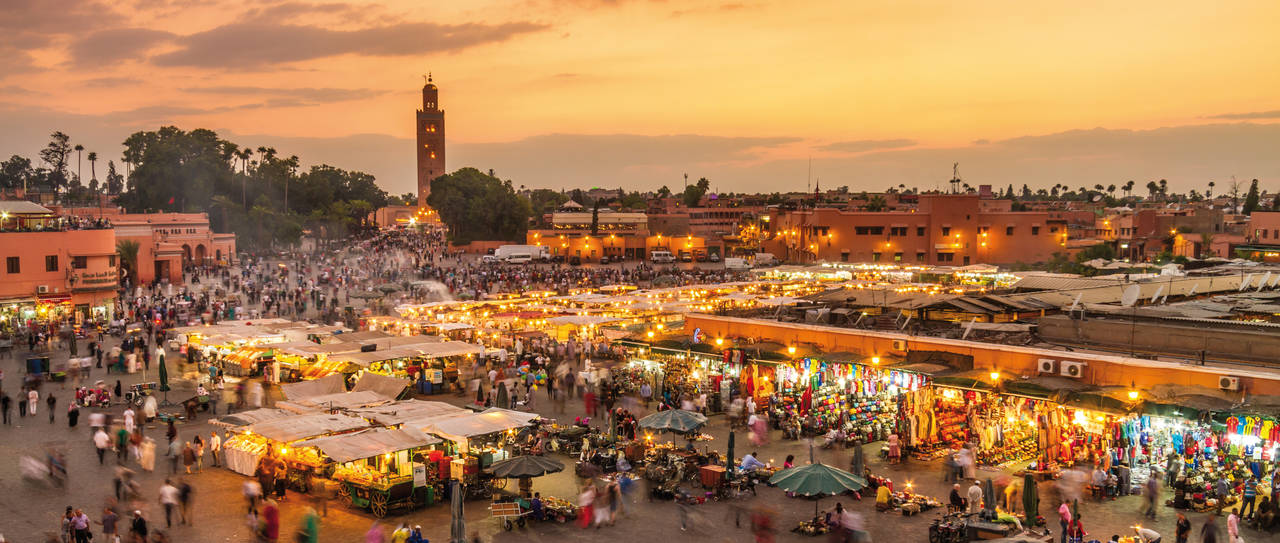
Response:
1,342,1277,542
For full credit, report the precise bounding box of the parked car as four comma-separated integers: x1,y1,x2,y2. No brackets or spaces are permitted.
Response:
481,255,498,263
600,256,610,264
650,250,675,264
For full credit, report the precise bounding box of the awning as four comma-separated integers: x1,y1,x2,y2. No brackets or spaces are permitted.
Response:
280,373,346,400
410,408,536,440
275,390,393,414
294,428,440,463
246,413,369,442
352,372,411,400
212,408,294,427
349,400,469,426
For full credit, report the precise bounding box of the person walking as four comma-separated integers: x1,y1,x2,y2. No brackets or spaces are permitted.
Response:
1226,508,1239,543
46,392,56,423
178,479,193,526
158,479,179,528
1058,501,1072,543
94,427,111,464
1175,512,1190,543
209,431,222,467
1242,477,1258,519
182,441,195,474
1145,472,1161,519
129,510,148,543
1201,513,1220,543
98,506,119,542
1,392,10,425
167,438,182,474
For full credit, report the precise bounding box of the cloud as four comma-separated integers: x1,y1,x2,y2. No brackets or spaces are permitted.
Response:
69,28,176,67
82,77,145,88
0,85,36,96
180,86,387,104
152,20,550,68
818,138,916,153
1,0,125,49
1207,110,1280,120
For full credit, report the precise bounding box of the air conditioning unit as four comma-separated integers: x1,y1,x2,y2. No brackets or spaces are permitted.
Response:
1219,376,1240,391
36,285,49,294
1037,359,1057,374
891,340,907,351
1059,361,1085,378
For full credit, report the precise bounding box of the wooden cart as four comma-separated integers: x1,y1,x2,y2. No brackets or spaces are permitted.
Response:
337,477,425,518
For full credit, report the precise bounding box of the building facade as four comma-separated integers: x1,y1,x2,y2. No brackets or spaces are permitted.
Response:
65,208,236,285
0,202,117,331
763,194,1068,265
416,75,446,206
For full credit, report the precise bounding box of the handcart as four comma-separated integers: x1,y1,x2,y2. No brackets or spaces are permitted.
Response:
489,499,531,531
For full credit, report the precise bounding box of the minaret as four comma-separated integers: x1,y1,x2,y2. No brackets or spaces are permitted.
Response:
416,73,446,206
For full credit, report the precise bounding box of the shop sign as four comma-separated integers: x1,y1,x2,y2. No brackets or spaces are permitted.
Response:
412,463,427,487
74,270,119,287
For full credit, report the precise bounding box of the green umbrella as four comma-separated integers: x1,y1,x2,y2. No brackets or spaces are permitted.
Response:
157,352,170,392
1022,474,1039,524
769,462,867,516
637,409,708,434
726,431,736,476
489,455,564,478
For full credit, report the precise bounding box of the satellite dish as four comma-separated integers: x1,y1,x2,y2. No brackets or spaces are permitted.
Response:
1091,194,1103,202
1120,284,1141,307
1150,285,1164,303
1240,273,1254,291
1257,271,1272,292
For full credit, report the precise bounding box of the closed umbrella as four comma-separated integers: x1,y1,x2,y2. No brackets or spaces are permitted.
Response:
726,431,736,476
1022,474,1039,522
769,462,867,516
449,480,466,543
851,444,866,479
637,409,708,434
983,478,996,516
157,352,171,405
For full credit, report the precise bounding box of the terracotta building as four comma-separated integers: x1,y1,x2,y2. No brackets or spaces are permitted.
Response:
1101,207,1225,260
416,75,446,206
763,194,1068,265
64,208,236,285
0,201,118,330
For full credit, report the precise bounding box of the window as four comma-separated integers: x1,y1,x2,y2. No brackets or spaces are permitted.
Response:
1265,230,1270,239
1032,226,1041,235
890,227,908,236
894,252,903,262
936,252,954,262
108,255,116,267
1006,226,1014,235
840,251,850,262
871,252,881,262
963,256,971,266
854,226,883,235
1050,226,1059,233
940,227,951,237
6,256,18,274
45,255,57,272
916,227,926,236
72,256,88,269
916,252,926,261
977,226,989,234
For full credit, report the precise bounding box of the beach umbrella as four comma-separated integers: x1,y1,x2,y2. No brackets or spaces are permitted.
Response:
1022,474,1039,522
637,409,708,434
851,444,866,479
726,431,736,476
449,480,466,543
497,382,509,409
983,478,996,516
157,352,171,405
769,462,867,516
489,456,564,478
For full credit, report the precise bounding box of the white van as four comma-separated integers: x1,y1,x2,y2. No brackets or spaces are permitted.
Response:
504,253,533,264
650,250,676,264
753,252,778,266
494,244,549,262
724,257,751,270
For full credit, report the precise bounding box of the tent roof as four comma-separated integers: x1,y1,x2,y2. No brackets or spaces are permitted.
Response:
294,427,439,463
349,400,469,426
409,408,536,439
213,408,294,427
246,413,369,442
275,390,393,413
280,373,346,400
352,372,411,400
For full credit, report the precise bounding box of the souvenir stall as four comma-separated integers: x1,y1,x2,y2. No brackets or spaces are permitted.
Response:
296,428,444,517
768,358,926,442
221,413,370,476
1158,412,1278,513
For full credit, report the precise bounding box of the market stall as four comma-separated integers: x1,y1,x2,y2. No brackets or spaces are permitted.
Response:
296,427,443,517
222,413,370,476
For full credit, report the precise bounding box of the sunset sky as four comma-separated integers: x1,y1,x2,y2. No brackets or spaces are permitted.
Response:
3,0,1280,195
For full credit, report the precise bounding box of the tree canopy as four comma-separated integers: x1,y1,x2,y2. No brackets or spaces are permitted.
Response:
427,167,531,244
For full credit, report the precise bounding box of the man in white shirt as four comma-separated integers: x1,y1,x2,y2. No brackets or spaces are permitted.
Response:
209,431,222,467
158,479,180,528
967,480,984,515
740,452,767,472
94,428,112,464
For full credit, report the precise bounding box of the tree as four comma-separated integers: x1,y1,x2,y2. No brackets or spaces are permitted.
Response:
1158,179,1168,196
1243,178,1261,214
87,151,99,192
1207,181,1215,198
427,167,531,244
1146,181,1159,198
38,131,72,192
1107,184,1116,198
864,195,887,211
1123,180,1135,198
657,185,672,198
73,143,84,188
682,177,711,207
618,191,647,210
105,160,124,194
0,155,34,190
116,239,140,285
590,199,601,236
525,188,569,216
1005,184,1015,200
1075,242,1116,263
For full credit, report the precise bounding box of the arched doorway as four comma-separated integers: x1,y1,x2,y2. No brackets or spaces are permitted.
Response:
181,244,192,265
216,249,222,262
195,244,207,264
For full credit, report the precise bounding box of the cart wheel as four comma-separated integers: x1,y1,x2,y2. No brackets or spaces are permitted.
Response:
517,517,526,528
492,478,508,490
370,493,389,518
504,520,513,531
338,485,352,507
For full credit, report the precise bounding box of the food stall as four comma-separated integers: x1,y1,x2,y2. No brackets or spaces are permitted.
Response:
222,413,370,476
296,427,443,517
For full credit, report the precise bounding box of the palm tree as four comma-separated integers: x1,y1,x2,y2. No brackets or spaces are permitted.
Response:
1107,184,1116,198
1124,180,1135,198
1207,181,1215,198
74,144,84,187
116,239,140,285
1159,179,1168,196
1094,184,1105,193
87,151,98,186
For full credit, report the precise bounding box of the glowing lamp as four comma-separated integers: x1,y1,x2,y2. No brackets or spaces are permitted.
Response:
787,346,796,355
1128,390,1139,400
989,371,1000,382
871,356,880,365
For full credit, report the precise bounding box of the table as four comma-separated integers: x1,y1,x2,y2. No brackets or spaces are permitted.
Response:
699,464,725,488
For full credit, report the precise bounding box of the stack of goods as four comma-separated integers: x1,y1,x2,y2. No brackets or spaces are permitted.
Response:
976,435,1038,467
792,518,831,537
910,442,952,461
846,396,896,442
809,386,846,419
541,496,578,522
934,399,969,446
332,463,386,484
892,490,942,515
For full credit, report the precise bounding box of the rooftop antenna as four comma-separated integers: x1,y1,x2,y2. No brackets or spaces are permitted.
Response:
950,162,962,194
683,173,688,191
807,157,812,194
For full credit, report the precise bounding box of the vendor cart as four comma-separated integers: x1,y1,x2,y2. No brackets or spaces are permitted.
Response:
337,477,426,518
489,499,531,531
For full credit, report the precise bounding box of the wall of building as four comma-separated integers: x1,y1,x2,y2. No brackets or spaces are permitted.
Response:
684,314,1280,395
0,228,118,320
1037,314,1280,363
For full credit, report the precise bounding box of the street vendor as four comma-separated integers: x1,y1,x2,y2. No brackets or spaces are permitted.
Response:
740,451,767,472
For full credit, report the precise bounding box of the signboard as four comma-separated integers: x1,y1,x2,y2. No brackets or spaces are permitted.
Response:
412,463,427,487
429,368,443,384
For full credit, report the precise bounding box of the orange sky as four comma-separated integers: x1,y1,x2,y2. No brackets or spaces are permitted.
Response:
3,0,1280,194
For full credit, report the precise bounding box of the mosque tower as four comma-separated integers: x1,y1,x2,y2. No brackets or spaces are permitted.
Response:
416,73,446,206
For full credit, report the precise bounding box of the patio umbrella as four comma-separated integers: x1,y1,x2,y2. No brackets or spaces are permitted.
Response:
769,462,867,516
157,352,171,405
637,409,708,434
377,285,400,294
1022,474,1039,522
489,455,564,478
449,480,466,543
726,431,736,476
